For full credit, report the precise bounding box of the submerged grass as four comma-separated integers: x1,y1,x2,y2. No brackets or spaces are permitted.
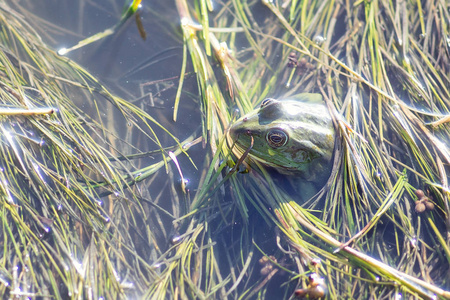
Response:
0,1,189,299
158,0,450,299
1,0,450,299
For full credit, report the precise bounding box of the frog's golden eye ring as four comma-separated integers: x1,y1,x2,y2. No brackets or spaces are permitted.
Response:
266,129,288,148
260,98,276,108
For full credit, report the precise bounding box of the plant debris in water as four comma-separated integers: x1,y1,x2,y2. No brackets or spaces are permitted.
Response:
0,1,184,299
170,0,450,299
2,0,450,299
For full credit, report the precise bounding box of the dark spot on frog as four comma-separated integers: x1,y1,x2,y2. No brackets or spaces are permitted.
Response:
258,100,284,125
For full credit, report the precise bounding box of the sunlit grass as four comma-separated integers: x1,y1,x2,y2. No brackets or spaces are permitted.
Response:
0,1,186,299
149,0,450,299
2,0,450,299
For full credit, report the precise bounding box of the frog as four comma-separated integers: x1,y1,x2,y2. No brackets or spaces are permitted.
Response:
227,93,335,187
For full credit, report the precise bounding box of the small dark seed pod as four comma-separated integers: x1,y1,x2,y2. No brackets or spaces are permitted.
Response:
415,202,426,213
425,201,435,211
308,273,319,284
294,289,308,297
415,189,425,198
287,52,298,68
259,256,269,265
310,258,321,267
308,286,326,299
308,273,324,288
260,265,272,276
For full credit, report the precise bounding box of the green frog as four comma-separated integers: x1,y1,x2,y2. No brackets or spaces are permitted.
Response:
228,93,335,185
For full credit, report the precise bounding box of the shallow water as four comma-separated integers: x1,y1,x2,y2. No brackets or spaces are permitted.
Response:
8,1,450,299
17,1,292,297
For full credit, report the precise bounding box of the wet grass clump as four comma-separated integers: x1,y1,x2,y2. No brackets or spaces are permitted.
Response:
2,0,450,299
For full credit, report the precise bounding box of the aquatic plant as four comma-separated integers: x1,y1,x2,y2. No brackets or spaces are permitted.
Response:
164,0,450,299
2,0,450,299
0,1,184,298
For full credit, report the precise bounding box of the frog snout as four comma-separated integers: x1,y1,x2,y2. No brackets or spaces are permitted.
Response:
229,125,254,140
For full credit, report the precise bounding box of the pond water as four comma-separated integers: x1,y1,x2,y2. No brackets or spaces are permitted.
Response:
3,1,450,299
21,1,207,182
11,1,279,298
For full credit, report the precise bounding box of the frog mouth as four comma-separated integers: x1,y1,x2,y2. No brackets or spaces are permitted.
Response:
226,127,248,159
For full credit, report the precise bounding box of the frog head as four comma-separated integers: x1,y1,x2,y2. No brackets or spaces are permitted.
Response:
228,94,335,182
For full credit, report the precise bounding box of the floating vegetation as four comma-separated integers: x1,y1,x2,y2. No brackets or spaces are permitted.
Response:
0,1,184,299
166,0,450,299
57,0,144,55
2,0,450,299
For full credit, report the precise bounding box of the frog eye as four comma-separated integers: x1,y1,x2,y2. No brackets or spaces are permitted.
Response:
266,129,288,148
260,98,276,108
